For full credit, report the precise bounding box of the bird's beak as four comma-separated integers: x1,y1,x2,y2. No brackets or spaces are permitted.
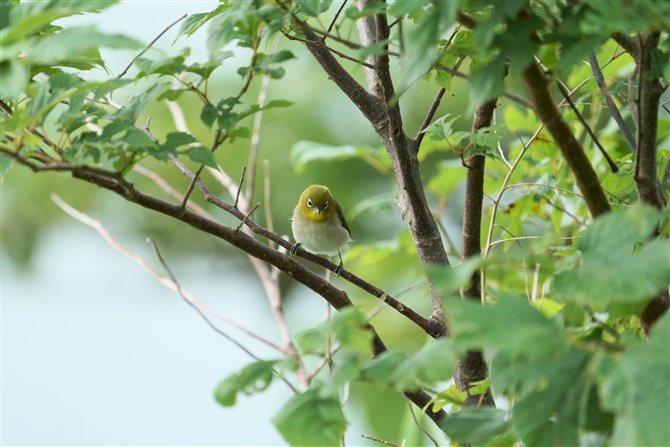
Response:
315,207,321,215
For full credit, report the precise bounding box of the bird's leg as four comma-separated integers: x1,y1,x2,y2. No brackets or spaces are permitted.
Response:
290,242,301,256
334,251,344,278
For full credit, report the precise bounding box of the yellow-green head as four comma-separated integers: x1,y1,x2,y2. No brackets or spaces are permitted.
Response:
296,185,339,222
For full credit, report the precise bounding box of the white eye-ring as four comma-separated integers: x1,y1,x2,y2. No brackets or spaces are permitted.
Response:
323,201,329,209
307,198,313,208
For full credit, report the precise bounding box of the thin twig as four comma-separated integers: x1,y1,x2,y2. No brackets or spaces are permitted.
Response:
325,0,348,38
49,193,283,353
415,87,446,152
245,36,280,202
133,165,214,219
117,14,187,78
263,160,276,251
180,129,223,210
282,32,375,69
146,237,264,361
234,166,247,208
235,201,261,232
588,53,637,154
361,434,401,447
402,395,440,447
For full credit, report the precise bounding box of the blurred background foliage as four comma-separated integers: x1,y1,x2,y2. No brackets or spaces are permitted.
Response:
2,0,669,445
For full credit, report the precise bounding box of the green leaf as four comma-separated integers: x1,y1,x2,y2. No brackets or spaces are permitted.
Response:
134,48,190,78
228,127,251,143
296,0,333,17
27,26,142,67
330,307,374,354
428,257,481,295
441,408,510,444
512,348,590,446
321,353,360,397
393,338,459,389
1,0,119,46
553,206,670,306
595,313,670,446
445,292,567,359
296,324,329,355
427,159,467,197
432,384,467,412
263,99,294,109
273,388,347,447
0,152,13,181
214,360,277,407
289,140,380,174
344,2,387,20
182,146,217,168
360,350,410,387
173,6,228,44
0,59,28,100
470,56,507,106
200,103,218,129
396,1,462,94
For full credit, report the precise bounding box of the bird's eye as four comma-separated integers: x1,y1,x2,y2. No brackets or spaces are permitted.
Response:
323,201,329,210
307,198,313,208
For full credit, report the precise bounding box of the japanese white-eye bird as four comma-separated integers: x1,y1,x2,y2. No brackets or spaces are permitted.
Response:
290,185,352,278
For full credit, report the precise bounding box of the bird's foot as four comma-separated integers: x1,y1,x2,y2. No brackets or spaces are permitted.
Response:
334,261,344,278
290,242,301,256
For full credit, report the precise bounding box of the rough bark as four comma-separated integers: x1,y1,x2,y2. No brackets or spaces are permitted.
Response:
454,99,498,407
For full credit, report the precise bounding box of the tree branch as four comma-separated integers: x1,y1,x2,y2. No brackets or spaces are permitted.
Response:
521,63,611,218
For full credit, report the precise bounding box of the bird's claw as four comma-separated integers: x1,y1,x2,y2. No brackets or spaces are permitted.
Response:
290,243,301,256
334,261,344,278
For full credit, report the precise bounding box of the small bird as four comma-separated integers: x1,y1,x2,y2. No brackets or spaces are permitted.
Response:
290,184,352,278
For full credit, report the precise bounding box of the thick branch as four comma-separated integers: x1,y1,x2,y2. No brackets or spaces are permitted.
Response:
457,98,498,408
297,16,449,330
66,167,447,426
521,63,611,218
633,32,669,335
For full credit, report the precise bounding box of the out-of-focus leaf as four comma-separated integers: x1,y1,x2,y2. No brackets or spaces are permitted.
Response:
445,292,567,359
595,313,669,446
289,140,381,174
428,159,467,197
273,388,346,447
441,408,511,444
0,59,28,100
393,338,459,389
330,307,373,354
553,205,670,306
428,257,481,295
214,360,277,407
296,0,332,17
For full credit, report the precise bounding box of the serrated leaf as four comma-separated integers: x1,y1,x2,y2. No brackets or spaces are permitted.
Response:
445,292,567,359
273,388,346,447
432,384,467,412
182,145,217,168
595,313,669,446
296,0,332,17
200,103,217,128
